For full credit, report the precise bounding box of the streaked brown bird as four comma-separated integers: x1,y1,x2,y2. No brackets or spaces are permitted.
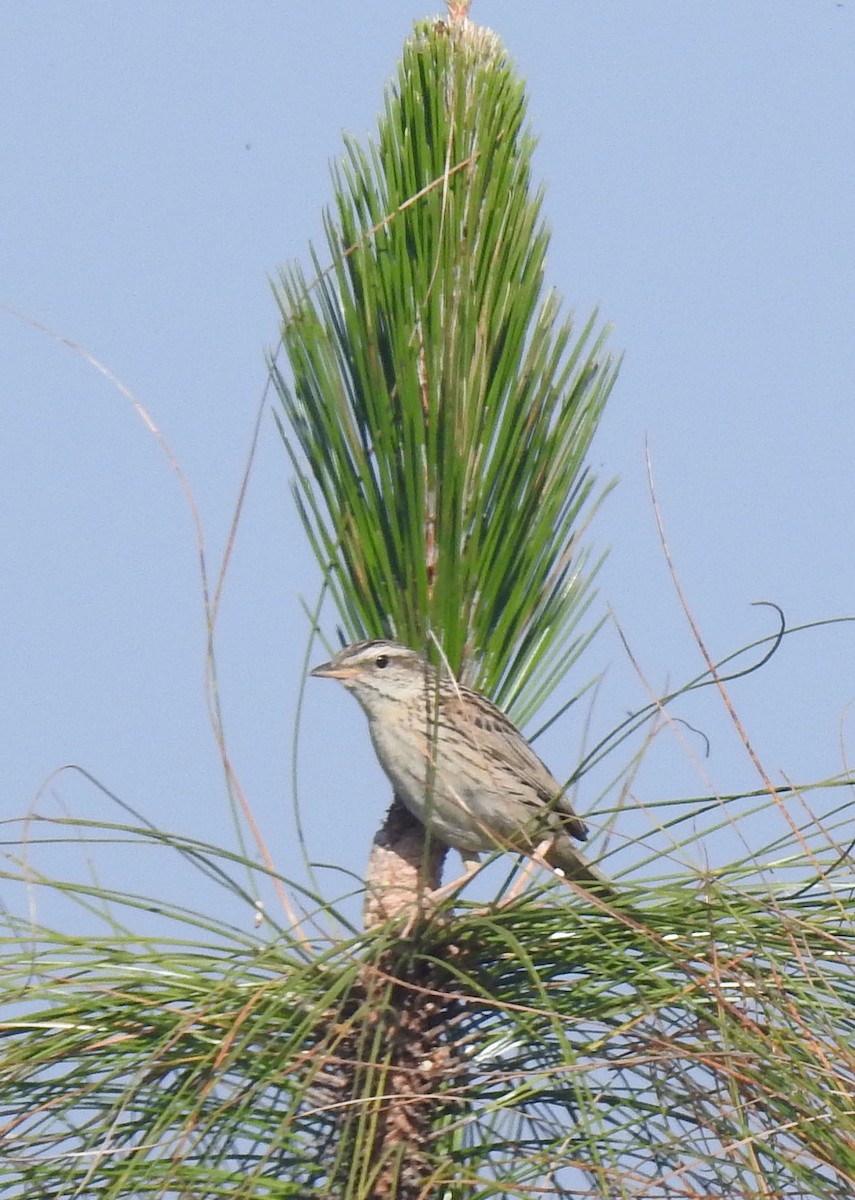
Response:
310,639,610,892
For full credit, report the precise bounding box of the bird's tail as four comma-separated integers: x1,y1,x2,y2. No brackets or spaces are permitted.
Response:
546,836,615,897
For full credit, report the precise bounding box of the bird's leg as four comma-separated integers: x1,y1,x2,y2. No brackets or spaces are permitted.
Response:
432,841,565,909
499,838,555,904
532,836,561,872
428,850,483,903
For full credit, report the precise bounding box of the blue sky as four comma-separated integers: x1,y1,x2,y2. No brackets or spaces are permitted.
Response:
3,3,854,932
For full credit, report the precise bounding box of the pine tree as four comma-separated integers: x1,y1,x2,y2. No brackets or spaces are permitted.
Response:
3,11,854,1200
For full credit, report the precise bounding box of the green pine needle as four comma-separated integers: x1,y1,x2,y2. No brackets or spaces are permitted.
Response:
273,19,619,720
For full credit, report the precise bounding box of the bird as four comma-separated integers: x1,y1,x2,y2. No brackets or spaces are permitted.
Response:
310,638,611,893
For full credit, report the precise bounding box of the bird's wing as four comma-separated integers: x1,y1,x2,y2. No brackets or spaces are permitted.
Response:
451,688,589,842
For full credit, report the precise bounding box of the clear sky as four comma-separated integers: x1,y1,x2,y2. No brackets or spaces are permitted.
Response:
3,2,854,932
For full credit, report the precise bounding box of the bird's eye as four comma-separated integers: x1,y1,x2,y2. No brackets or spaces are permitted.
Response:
375,655,389,669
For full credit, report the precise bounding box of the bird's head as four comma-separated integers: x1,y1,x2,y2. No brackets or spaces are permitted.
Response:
310,639,434,710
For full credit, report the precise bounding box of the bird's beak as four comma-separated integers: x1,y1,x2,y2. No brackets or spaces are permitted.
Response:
309,660,354,680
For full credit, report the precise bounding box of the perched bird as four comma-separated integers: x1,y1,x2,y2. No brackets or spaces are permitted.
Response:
310,639,611,892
